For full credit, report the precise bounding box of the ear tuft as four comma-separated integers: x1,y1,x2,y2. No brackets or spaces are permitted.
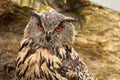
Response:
29,10,38,16
31,11,40,18
63,17,77,22
29,10,41,22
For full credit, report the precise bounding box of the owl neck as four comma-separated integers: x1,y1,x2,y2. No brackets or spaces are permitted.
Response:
19,38,74,59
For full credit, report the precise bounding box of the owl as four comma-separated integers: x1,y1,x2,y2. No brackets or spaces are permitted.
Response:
16,11,95,80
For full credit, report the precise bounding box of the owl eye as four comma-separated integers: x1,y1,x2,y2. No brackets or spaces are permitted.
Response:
55,26,63,32
38,24,43,30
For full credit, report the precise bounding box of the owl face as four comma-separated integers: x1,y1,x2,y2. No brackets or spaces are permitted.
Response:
24,12,76,48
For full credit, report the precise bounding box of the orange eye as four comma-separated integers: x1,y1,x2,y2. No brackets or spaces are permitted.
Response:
55,26,63,32
38,24,43,30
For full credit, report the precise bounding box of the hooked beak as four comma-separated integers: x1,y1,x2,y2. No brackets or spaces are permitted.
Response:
45,32,51,42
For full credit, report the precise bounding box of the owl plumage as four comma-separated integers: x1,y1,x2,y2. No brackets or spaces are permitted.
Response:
16,11,95,80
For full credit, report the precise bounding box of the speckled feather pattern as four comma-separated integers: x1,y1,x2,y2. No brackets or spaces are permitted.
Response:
16,11,95,80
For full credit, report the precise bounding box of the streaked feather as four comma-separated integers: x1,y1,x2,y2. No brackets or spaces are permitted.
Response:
16,42,95,80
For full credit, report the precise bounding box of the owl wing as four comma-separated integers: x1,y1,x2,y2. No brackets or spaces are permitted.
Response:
57,50,95,80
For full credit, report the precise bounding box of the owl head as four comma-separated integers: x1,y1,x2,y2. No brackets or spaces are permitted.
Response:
22,11,76,49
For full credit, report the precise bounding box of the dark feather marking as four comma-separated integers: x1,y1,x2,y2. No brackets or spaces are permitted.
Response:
16,69,21,77
16,57,21,65
34,69,39,78
22,49,31,63
17,70,23,80
63,52,66,59
55,47,63,59
54,75,59,80
17,49,31,67
29,41,34,47
56,62,62,67
51,60,54,67
44,72,49,80
65,46,72,58
40,68,43,78
76,56,80,61
47,59,51,67
40,52,46,65
28,57,32,65
18,75,22,80
33,69,40,79
40,73,42,78
55,47,59,57
59,54,63,59
18,41,29,52
40,67,44,78
40,57,46,65
48,72,53,80
22,65,29,77
47,59,55,73
17,61,22,68
42,70,46,78
36,73,40,79
34,70,36,78
22,47,36,64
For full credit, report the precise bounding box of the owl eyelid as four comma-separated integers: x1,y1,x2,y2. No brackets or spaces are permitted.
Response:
56,25,63,28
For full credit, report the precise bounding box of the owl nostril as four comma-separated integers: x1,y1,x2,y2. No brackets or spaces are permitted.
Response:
45,32,51,42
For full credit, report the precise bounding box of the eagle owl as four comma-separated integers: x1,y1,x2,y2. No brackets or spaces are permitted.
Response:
16,11,95,80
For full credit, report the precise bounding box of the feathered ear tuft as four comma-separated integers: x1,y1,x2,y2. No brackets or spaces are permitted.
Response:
29,10,38,16
29,10,41,22
63,17,77,22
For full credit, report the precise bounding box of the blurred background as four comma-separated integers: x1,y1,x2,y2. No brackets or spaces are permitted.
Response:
91,0,120,12
0,0,120,80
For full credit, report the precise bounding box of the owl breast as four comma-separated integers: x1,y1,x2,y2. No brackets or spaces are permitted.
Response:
16,45,68,80
16,44,95,80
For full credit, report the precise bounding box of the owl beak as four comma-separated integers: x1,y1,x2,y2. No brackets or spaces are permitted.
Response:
45,32,51,42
